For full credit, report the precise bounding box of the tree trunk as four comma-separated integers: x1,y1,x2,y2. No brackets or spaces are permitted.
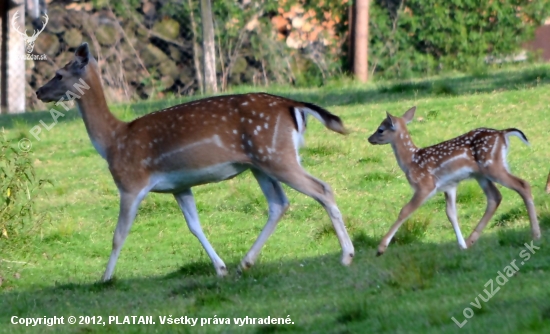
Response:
188,0,203,94
0,0,7,114
200,0,217,93
347,0,355,72
1,1,26,113
354,0,369,83
27,0,40,19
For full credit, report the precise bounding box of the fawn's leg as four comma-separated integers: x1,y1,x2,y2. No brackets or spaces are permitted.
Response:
444,187,467,250
377,188,435,256
466,178,502,247
491,172,540,240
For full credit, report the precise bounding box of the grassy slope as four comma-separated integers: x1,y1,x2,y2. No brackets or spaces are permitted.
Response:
1,66,550,333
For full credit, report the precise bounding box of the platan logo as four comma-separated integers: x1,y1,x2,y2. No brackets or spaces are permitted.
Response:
11,10,49,61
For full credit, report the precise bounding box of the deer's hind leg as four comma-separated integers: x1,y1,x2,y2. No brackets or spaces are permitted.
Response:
266,161,354,266
487,166,540,240
465,178,502,247
239,169,290,271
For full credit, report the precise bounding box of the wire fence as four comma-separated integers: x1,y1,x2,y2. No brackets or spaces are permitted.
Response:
0,0,346,113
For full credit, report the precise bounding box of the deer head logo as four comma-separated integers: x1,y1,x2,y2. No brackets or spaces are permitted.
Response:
12,11,49,54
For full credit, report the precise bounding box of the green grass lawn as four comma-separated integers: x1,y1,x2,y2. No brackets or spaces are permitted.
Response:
2,65,550,333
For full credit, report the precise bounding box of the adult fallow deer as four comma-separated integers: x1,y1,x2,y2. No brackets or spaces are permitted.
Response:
368,106,540,255
35,43,354,281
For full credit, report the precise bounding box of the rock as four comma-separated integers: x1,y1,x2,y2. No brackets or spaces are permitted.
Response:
34,32,60,56
96,24,118,46
56,51,74,67
286,31,306,49
35,61,56,80
153,18,180,40
160,75,175,89
64,28,82,48
65,10,85,29
271,16,289,33
292,17,304,29
232,56,248,75
140,44,169,67
44,5,65,34
168,45,181,61
159,60,178,79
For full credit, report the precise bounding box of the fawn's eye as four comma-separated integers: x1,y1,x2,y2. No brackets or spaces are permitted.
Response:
377,128,384,134
56,74,63,80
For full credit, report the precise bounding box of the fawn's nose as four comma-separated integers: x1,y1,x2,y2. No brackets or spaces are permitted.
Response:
367,135,375,144
35,88,43,99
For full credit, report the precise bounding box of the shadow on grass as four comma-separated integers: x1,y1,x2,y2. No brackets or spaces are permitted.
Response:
1,66,550,131
1,229,548,334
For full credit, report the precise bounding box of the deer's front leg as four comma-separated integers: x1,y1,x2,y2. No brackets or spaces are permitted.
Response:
444,187,467,250
377,188,435,256
102,190,147,282
174,189,228,277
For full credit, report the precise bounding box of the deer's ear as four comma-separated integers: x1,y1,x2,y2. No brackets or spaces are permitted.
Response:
386,111,396,130
75,43,90,67
402,106,416,124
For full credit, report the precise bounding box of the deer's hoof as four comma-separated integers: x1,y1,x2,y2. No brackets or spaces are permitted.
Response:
216,266,228,277
341,252,354,266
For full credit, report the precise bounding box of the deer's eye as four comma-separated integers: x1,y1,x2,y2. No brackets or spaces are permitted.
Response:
377,128,384,134
55,74,63,80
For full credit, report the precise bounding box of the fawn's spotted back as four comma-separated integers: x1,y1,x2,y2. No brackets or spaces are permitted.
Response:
409,128,528,187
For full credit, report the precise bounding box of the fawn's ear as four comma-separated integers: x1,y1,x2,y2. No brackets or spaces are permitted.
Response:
386,111,396,130
402,106,416,124
74,43,90,68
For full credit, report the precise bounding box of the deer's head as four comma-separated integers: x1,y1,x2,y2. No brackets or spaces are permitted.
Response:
36,43,93,103
368,106,416,145
12,11,49,53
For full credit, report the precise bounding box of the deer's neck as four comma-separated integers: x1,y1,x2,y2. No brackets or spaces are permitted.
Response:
390,131,418,172
75,65,123,159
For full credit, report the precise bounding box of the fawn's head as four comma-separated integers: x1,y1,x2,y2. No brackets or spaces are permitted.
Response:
36,43,94,103
368,106,416,145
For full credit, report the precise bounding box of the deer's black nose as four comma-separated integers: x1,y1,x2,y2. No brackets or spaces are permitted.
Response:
36,88,42,99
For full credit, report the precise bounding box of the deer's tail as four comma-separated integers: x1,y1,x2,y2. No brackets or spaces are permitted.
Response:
291,102,348,136
504,128,530,146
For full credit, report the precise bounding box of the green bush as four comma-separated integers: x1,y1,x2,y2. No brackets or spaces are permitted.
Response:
0,135,48,247
368,0,550,78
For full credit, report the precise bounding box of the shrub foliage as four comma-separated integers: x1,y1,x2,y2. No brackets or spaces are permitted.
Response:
0,135,48,247
368,0,550,78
